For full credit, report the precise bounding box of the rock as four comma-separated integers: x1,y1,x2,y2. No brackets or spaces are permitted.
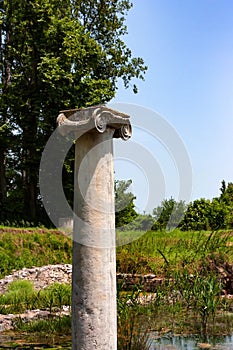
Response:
116,273,163,292
0,307,71,332
0,264,73,294
197,343,211,349
1,261,233,295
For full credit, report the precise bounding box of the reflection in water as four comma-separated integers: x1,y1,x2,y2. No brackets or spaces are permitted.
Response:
150,333,233,350
1,334,233,349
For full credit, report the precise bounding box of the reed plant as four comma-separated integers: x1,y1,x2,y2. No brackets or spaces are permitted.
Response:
169,269,222,334
116,229,233,275
39,283,71,312
117,285,152,349
1,227,233,344
0,280,71,314
14,315,71,334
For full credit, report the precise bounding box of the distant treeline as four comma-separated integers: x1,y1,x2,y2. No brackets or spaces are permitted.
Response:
116,180,233,232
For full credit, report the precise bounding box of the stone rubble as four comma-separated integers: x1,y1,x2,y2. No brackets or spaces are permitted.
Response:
0,306,70,332
117,273,163,292
0,262,233,333
0,264,72,295
0,264,73,332
0,264,162,333
0,265,163,295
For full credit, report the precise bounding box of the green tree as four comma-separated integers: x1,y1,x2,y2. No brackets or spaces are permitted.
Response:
219,180,233,228
125,213,154,231
115,179,138,228
208,197,228,230
219,181,233,204
180,198,211,231
179,182,233,231
0,0,147,224
152,198,186,230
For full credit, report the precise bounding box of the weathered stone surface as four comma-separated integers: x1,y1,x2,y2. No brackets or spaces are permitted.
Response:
1,262,233,296
0,264,72,294
57,105,132,140
58,105,133,350
0,265,164,295
0,306,70,332
72,129,117,350
1,260,233,333
117,273,163,292
1,260,233,296
0,264,162,334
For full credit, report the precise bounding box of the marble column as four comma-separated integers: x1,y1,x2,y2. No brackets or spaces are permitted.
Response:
57,106,131,350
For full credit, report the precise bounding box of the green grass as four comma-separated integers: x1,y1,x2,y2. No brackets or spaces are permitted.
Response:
0,227,72,278
116,229,233,275
0,226,232,350
0,227,232,346
0,227,232,278
6,278,233,341
14,315,71,334
0,280,71,314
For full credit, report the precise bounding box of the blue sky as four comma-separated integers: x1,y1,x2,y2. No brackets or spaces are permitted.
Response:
111,0,233,213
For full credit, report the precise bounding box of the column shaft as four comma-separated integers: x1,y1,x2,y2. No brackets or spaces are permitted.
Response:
72,128,117,350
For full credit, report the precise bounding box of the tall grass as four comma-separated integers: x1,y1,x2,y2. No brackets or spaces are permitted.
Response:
168,269,223,334
0,280,71,314
3,267,233,344
117,285,152,349
116,229,233,338
0,228,72,278
116,229,233,275
1,227,233,344
14,315,71,334
0,227,231,278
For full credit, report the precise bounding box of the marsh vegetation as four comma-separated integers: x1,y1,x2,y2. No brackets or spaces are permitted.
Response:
0,228,233,348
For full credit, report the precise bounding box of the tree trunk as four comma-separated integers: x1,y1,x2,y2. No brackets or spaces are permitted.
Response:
0,147,7,204
0,28,10,206
22,145,37,222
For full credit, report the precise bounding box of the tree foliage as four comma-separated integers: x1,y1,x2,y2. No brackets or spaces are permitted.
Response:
0,0,147,225
120,213,154,232
152,181,233,232
180,182,233,231
219,180,233,228
152,198,186,230
180,198,212,231
115,179,138,228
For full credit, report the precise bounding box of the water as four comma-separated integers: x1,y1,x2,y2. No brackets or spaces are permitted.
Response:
150,333,233,350
0,334,71,349
1,334,233,349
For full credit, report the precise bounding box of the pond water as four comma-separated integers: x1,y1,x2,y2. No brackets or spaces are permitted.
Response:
150,333,233,350
1,334,233,349
0,334,71,349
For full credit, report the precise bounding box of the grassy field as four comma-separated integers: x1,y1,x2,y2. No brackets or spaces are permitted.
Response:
116,229,233,275
0,280,71,314
0,227,72,278
0,227,233,348
0,227,232,278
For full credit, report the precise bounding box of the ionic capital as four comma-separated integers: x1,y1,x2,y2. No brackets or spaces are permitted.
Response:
57,105,131,140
